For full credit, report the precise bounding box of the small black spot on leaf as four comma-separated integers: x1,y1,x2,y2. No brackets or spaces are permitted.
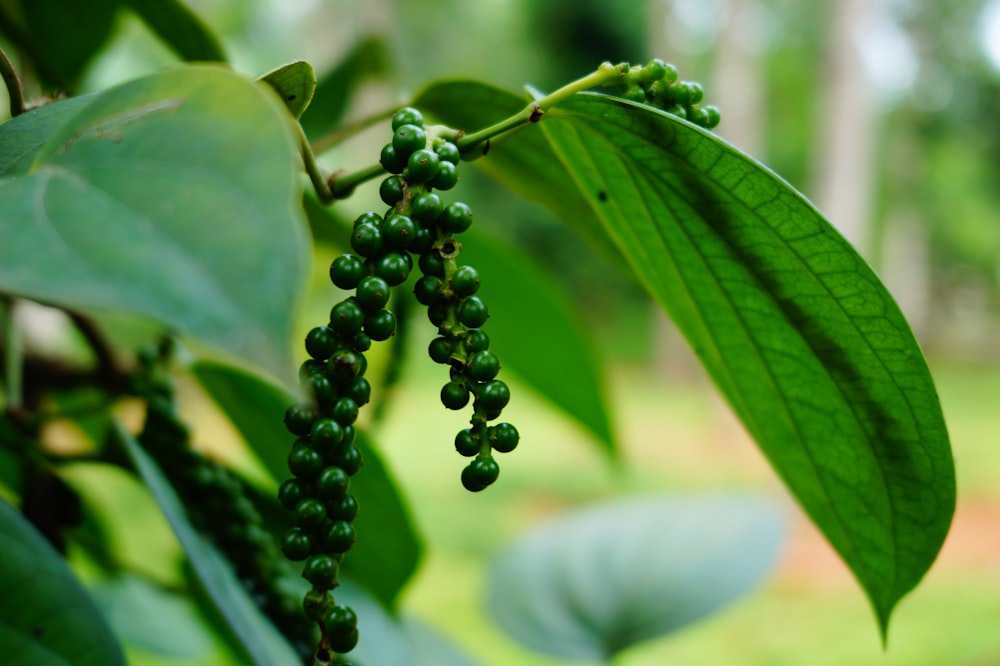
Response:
597,191,608,202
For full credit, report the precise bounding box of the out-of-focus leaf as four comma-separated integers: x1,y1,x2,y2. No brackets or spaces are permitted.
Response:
300,36,391,141
540,93,955,634
0,95,94,176
191,360,422,610
459,227,616,458
488,494,785,660
0,496,127,665
0,66,307,384
122,0,226,62
114,422,300,666
258,60,316,119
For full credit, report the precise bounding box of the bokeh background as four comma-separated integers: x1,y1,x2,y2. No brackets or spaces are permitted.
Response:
13,0,1000,663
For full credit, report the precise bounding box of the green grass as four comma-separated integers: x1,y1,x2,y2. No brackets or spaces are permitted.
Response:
373,349,1000,666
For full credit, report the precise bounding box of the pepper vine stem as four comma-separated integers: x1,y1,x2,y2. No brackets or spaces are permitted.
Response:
1,297,23,410
0,44,25,117
306,61,628,203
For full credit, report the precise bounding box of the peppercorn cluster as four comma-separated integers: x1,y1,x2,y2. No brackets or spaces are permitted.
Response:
380,106,520,492
615,59,721,129
131,347,315,662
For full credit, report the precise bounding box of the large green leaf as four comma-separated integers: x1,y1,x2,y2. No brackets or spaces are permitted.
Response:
488,495,784,660
122,0,226,62
458,227,616,457
0,66,307,383
191,360,422,610
0,96,94,176
113,422,300,666
0,496,126,665
540,93,955,633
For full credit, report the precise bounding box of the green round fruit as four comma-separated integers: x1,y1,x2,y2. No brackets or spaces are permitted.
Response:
303,589,333,621
364,308,396,341
406,148,440,184
329,299,365,336
468,350,500,381
293,497,327,530
409,226,434,254
411,192,442,222
457,296,489,327
328,494,359,521
703,105,721,128
334,444,364,476
391,106,423,130
310,418,345,451
450,265,480,297
304,372,334,406
381,214,416,251
350,222,383,258
643,58,667,82
430,160,458,190
427,304,449,326
322,520,357,553
464,329,490,352
355,275,390,312
329,628,359,654
392,124,426,158
440,381,470,410
301,554,339,588
327,349,365,380
331,397,359,426
280,527,313,561
414,275,445,306
428,336,453,364
461,457,500,492
379,175,405,206
345,376,371,406
418,252,445,276
329,254,365,290
488,422,519,453
316,465,350,500
305,326,336,360
440,202,473,233
477,379,510,412
374,252,411,286
278,478,305,510
379,143,406,174
288,442,324,479
284,403,318,436
454,428,480,457
435,141,461,164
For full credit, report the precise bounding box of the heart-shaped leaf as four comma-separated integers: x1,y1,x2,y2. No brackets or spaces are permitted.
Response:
113,422,301,666
488,494,785,660
0,496,127,665
539,93,955,634
0,66,308,383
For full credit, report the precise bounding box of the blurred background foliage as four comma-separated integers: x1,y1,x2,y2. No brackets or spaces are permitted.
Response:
3,0,999,664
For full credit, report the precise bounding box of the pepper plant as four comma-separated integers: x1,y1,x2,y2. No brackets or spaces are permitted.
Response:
0,3,954,665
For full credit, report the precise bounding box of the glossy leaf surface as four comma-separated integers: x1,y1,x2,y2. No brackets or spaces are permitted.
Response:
540,93,955,632
0,67,307,383
488,494,784,660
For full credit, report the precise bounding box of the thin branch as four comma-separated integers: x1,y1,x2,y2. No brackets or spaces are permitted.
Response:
0,44,25,116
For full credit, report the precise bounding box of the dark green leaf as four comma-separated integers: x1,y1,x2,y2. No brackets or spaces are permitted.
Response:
459,227,616,458
541,93,956,634
191,360,422,609
487,494,784,660
0,66,307,384
14,0,119,88
0,496,126,665
300,36,391,141
113,422,301,666
0,95,94,176
122,0,226,62
258,60,316,120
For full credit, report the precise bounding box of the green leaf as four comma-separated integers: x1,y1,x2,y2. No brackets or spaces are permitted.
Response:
487,494,784,661
12,0,119,88
413,80,623,267
0,95,94,177
300,36,391,141
459,227,616,458
0,66,308,384
122,0,226,62
0,496,126,665
540,93,956,634
191,360,422,609
258,60,317,120
113,421,300,666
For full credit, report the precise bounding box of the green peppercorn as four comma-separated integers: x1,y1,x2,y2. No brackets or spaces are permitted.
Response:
330,254,365,290
477,379,510,412
303,589,333,621
374,252,411,286
350,222,383,258
379,175,405,206
345,376,371,406
328,349,365,380
703,105,721,128
441,381,470,410
331,397,359,426
329,299,366,337
419,252,445,277
302,554,339,588
464,329,490,352
304,326,337,361
293,497,327,530
457,296,489,327
322,520,357,553
281,527,314,561
414,275,445,306
488,422,519,453
391,107,424,130
430,160,459,190
406,148,440,184
451,265,480,297
329,629,360,655
440,202,474,233
435,141,461,165
355,275,390,312
333,444,364,476
461,457,500,492
304,372,333,406
310,418,344,452
316,465,350,500
468,350,500,381
278,478,305,510
428,337,453,364
455,428,480,457
381,215,416,251
411,192,442,222
325,604,358,636
392,124,426,158
379,143,407,174
329,494,359,521
364,308,396,341
284,403,318,436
